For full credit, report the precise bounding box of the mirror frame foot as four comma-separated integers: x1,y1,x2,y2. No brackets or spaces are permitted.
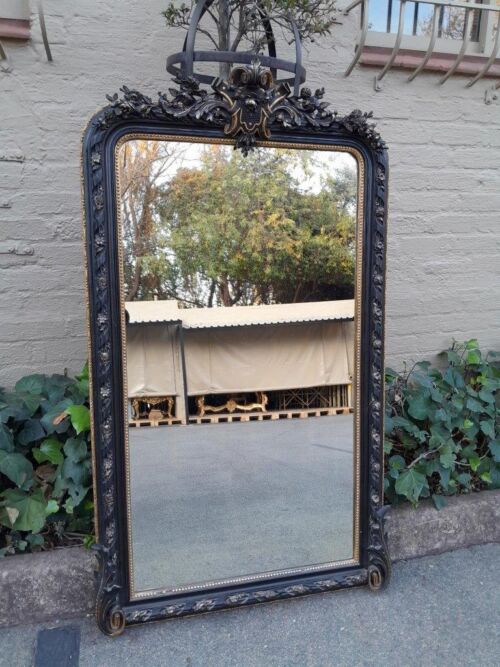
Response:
367,506,392,591
94,545,126,637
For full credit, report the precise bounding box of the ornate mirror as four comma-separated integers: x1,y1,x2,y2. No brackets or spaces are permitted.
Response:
82,8,390,635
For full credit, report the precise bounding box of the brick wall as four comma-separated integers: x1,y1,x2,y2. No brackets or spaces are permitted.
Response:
0,1,499,386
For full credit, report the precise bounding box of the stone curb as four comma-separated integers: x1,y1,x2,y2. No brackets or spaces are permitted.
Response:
386,487,500,561
1,489,499,628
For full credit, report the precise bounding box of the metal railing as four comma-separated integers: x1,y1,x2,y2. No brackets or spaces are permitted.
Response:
0,1,52,63
343,0,500,89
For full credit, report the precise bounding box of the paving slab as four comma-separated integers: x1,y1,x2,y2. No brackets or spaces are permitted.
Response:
1,544,499,667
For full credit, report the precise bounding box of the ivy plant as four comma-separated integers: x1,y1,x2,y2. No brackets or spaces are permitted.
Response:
0,364,93,556
384,340,500,509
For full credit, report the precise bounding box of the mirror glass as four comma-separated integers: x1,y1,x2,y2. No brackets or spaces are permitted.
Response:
117,138,360,597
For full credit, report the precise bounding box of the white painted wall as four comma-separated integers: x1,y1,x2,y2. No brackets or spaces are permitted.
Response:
0,0,30,20
0,1,499,386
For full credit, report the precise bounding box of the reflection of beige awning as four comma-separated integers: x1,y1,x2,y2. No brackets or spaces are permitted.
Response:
125,300,355,398
184,321,354,396
126,299,354,328
126,324,180,397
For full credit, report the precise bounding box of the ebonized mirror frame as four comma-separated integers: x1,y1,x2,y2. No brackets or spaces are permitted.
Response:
82,62,390,636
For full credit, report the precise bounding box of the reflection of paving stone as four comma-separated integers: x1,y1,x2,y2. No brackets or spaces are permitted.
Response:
128,415,355,593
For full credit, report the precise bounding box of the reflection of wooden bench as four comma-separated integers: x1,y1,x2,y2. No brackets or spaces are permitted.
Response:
131,396,174,421
196,392,268,417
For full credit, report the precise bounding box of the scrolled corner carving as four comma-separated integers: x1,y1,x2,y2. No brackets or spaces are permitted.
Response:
94,544,125,637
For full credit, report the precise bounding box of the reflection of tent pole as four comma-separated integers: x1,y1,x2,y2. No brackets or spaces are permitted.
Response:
177,321,189,425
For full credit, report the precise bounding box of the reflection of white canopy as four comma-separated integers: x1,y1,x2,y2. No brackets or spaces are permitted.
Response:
125,300,354,398
126,299,355,328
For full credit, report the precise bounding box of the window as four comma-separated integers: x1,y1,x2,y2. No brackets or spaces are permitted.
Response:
0,0,30,40
369,0,483,41
344,0,500,84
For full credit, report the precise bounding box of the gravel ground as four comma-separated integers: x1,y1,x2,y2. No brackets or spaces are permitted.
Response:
2,543,499,667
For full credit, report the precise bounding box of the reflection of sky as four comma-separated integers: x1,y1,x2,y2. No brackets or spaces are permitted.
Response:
156,141,357,195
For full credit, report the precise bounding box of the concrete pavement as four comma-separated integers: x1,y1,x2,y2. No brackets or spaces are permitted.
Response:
2,544,499,667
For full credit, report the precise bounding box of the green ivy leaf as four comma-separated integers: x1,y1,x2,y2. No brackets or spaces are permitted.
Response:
389,455,406,470
443,368,456,388
14,374,45,395
0,450,33,490
395,468,429,504
384,415,394,434
0,489,48,533
438,464,451,490
489,464,500,489
430,387,444,403
26,533,44,547
33,438,64,465
439,444,456,469
19,393,42,417
466,349,481,365
40,399,73,435
432,494,447,510
16,540,28,552
488,440,500,463
63,497,74,515
65,405,90,435
17,419,46,446
451,398,464,412
407,395,431,421
388,455,405,479
480,471,492,484
466,397,484,413
478,389,495,404
446,349,461,366
62,457,90,487
392,416,424,439
66,481,90,507
46,499,59,515
0,424,14,452
469,456,481,472
63,437,88,463
480,420,495,439
434,408,449,424
457,472,472,488
385,370,399,386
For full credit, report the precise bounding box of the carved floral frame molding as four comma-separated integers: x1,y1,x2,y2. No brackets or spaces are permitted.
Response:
82,62,391,636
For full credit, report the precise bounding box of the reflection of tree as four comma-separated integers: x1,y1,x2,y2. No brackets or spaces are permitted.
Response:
119,141,180,301
419,6,479,41
121,143,357,306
